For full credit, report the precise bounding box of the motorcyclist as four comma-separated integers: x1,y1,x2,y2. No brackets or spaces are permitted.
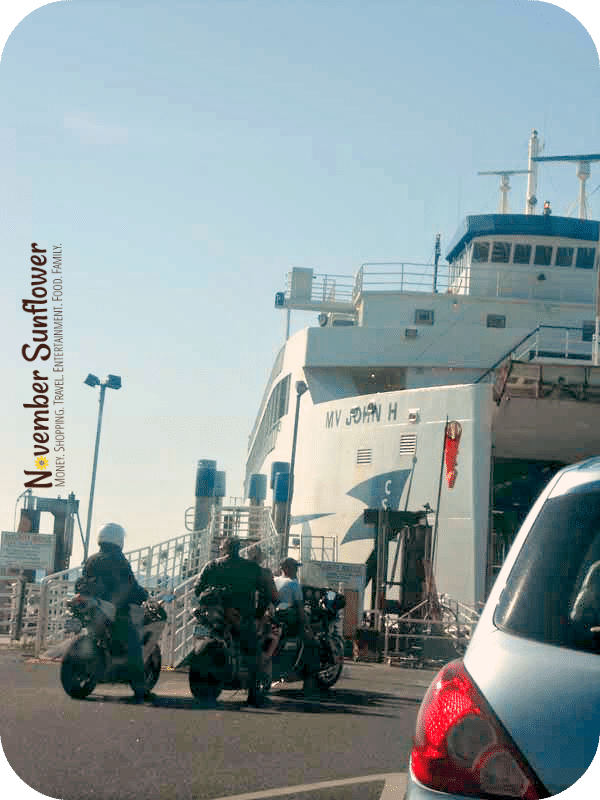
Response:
76,523,149,703
246,544,279,680
274,557,322,697
194,536,271,706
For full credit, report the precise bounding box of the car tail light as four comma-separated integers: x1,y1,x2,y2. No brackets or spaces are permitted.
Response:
410,660,548,799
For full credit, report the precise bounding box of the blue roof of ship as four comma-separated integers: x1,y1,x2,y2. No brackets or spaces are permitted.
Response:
445,214,600,263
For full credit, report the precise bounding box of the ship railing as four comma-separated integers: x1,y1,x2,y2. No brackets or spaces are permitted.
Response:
512,324,594,363
211,504,274,543
352,262,596,303
381,594,482,665
290,534,337,562
286,271,355,304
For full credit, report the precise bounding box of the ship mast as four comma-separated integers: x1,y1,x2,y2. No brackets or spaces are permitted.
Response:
532,151,600,220
478,169,529,214
525,129,541,215
531,146,600,364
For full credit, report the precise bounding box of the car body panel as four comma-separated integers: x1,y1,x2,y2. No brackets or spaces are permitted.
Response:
465,627,600,796
405,457,600,799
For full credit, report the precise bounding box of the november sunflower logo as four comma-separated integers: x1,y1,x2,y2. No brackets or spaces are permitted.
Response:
35,456,49,470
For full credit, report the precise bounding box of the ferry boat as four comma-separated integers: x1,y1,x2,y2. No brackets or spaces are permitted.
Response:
243,131,600,615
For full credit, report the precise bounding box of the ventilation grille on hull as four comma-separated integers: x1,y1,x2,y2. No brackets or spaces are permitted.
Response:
356,448,372,465
399,434,417,456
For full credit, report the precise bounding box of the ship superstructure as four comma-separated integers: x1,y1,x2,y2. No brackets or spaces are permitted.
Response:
244,131,600,613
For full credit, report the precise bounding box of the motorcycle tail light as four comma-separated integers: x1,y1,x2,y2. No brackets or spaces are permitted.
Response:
410,660,548,799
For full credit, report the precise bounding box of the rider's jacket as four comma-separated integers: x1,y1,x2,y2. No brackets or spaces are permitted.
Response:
76,543,148,610
195,555,270,618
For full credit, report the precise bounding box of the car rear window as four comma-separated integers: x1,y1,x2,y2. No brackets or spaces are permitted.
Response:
494,486,600,653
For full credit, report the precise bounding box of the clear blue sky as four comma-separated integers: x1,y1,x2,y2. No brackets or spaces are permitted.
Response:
1,0,599,565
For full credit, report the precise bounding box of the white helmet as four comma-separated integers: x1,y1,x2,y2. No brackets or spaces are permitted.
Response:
97,522,125,549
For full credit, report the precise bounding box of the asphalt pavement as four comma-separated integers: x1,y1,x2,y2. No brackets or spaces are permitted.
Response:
0,650,438,800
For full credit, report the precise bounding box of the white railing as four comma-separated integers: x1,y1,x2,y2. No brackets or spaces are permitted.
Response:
512,325,594,363
381,595,482,663
287,271,355,305
353,262,595,304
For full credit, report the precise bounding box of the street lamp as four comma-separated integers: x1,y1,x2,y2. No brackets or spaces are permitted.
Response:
283,380,308,557
83,374,122,561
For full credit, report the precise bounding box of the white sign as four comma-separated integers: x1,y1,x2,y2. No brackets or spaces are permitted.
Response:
301,561,366,592
0,532,56,571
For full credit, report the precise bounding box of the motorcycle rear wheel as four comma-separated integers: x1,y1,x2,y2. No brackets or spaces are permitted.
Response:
316,634,344,688
189,674,223,702
60,652,98,699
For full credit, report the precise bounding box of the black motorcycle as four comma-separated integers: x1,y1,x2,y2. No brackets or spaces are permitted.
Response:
188,584,345,703
60,593,167,700
265,585,345,692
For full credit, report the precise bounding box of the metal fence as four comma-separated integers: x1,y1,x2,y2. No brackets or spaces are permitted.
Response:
378,595,482,667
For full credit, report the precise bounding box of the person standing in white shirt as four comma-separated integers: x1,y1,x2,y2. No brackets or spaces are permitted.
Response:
275,557,321,696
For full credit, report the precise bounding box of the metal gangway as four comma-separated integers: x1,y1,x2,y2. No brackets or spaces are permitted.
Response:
31,503,283,667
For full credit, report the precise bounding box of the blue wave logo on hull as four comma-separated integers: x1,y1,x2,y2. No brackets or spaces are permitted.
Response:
342,469,411,544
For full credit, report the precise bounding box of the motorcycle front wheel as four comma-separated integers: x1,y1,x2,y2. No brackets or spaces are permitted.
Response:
316,634,344,688
60,645,99,699
142,645,162,692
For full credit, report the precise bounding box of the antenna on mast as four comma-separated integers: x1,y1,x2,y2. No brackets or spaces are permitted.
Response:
477,170,530,214
532,151,600,219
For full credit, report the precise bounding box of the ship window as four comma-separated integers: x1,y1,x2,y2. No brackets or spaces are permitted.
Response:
415,309,434,325
487,314,506,329
491,242,511,263
576,247,596,269
534,245,553,266
513,244,532,264
555,247,574,267
582,321,596,343
472,242,489,263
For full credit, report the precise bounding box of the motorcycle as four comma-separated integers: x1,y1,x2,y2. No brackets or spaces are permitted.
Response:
188,584,345,703
60,592,167,700
266,585,346,693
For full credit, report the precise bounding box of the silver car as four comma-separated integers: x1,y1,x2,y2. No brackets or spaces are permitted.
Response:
405,457,600,799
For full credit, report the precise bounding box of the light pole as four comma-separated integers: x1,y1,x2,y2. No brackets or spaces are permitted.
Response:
83,374,122,562
283,380,308,557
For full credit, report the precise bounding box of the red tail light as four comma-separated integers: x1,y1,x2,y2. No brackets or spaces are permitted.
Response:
410,660,548,799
